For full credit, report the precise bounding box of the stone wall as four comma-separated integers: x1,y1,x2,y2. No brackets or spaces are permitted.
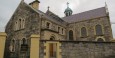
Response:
4,1,41,58
67,16,113,41
39,42,44,58
60,41,115,58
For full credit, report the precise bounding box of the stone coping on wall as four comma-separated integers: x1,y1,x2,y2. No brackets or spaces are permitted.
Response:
0,32,7,36
41,29,59,33
40,40,115,43
111,39,115,42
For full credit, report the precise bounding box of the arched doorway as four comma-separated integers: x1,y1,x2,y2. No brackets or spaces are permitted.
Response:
49,43,57,57
69,30,73,40
49,35,57,57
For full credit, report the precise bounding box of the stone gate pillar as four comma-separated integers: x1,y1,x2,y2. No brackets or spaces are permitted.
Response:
0,32,7,58
30,34,40,58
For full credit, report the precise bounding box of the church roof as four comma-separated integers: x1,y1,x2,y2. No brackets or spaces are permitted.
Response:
62,7,107,23
46,10,65,23
22,1,67,27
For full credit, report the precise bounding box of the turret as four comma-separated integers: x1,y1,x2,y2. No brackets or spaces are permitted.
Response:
64,2,73,16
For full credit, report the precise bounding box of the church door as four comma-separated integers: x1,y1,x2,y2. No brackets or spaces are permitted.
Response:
49,43,57,58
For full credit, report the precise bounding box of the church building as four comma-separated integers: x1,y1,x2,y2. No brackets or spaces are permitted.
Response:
4,0,114,58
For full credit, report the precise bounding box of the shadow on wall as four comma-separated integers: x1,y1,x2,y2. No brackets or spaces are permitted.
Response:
105,55,115,58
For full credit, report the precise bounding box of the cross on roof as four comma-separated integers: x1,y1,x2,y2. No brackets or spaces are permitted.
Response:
105,2,107,7
48,6,50,10
67,2,69,7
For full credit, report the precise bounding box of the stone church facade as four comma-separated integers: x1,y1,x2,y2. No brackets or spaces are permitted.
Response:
4,0,114,58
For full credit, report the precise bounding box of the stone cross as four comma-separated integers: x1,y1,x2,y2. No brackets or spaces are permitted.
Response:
48,6,50,10
67,2,69,7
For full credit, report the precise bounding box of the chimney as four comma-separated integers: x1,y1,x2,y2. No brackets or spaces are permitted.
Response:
29,0,40,10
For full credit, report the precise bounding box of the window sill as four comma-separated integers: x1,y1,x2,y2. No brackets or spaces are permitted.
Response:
41,29,58,33
80,36,88,38
95,35,104,36
14,28,25,32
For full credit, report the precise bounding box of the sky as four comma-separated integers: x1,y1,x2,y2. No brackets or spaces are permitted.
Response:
0,0,115,38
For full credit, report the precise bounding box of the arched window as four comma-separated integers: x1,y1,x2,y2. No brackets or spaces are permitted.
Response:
95,25,103,36
81,27,87,37
21,38,27,45
58,27,60,33
97,38,104,42
66,13,68,16
62,28,63,34
20,38,28,52
46,22,50,28
15,22,18,30
50,36,55,40
69,30,73,40
22,19,25,29
69,12,71,16
22,38,26,44
9,39,15,52
19,19,21,29
12,39,15,44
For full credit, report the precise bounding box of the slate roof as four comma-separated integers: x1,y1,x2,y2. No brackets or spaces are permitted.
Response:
12,1,107,27
23,1,67,27
62,7,107,23
46,10,65,23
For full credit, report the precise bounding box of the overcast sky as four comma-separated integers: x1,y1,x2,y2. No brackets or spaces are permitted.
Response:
0,0,115,38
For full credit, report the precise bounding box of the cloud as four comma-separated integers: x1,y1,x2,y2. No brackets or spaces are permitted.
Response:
0,0,20,31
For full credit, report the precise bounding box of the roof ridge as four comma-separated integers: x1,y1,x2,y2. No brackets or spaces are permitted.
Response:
75,7,105,15
46,10,65,22
46,10,60,18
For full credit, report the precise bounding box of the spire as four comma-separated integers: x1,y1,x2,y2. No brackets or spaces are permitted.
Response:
105,2,109,15
105,2,107,8
64,2,73,17
46,6,51,15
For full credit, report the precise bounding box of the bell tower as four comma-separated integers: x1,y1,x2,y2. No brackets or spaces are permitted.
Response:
29,0,40,10
64,2,73,16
